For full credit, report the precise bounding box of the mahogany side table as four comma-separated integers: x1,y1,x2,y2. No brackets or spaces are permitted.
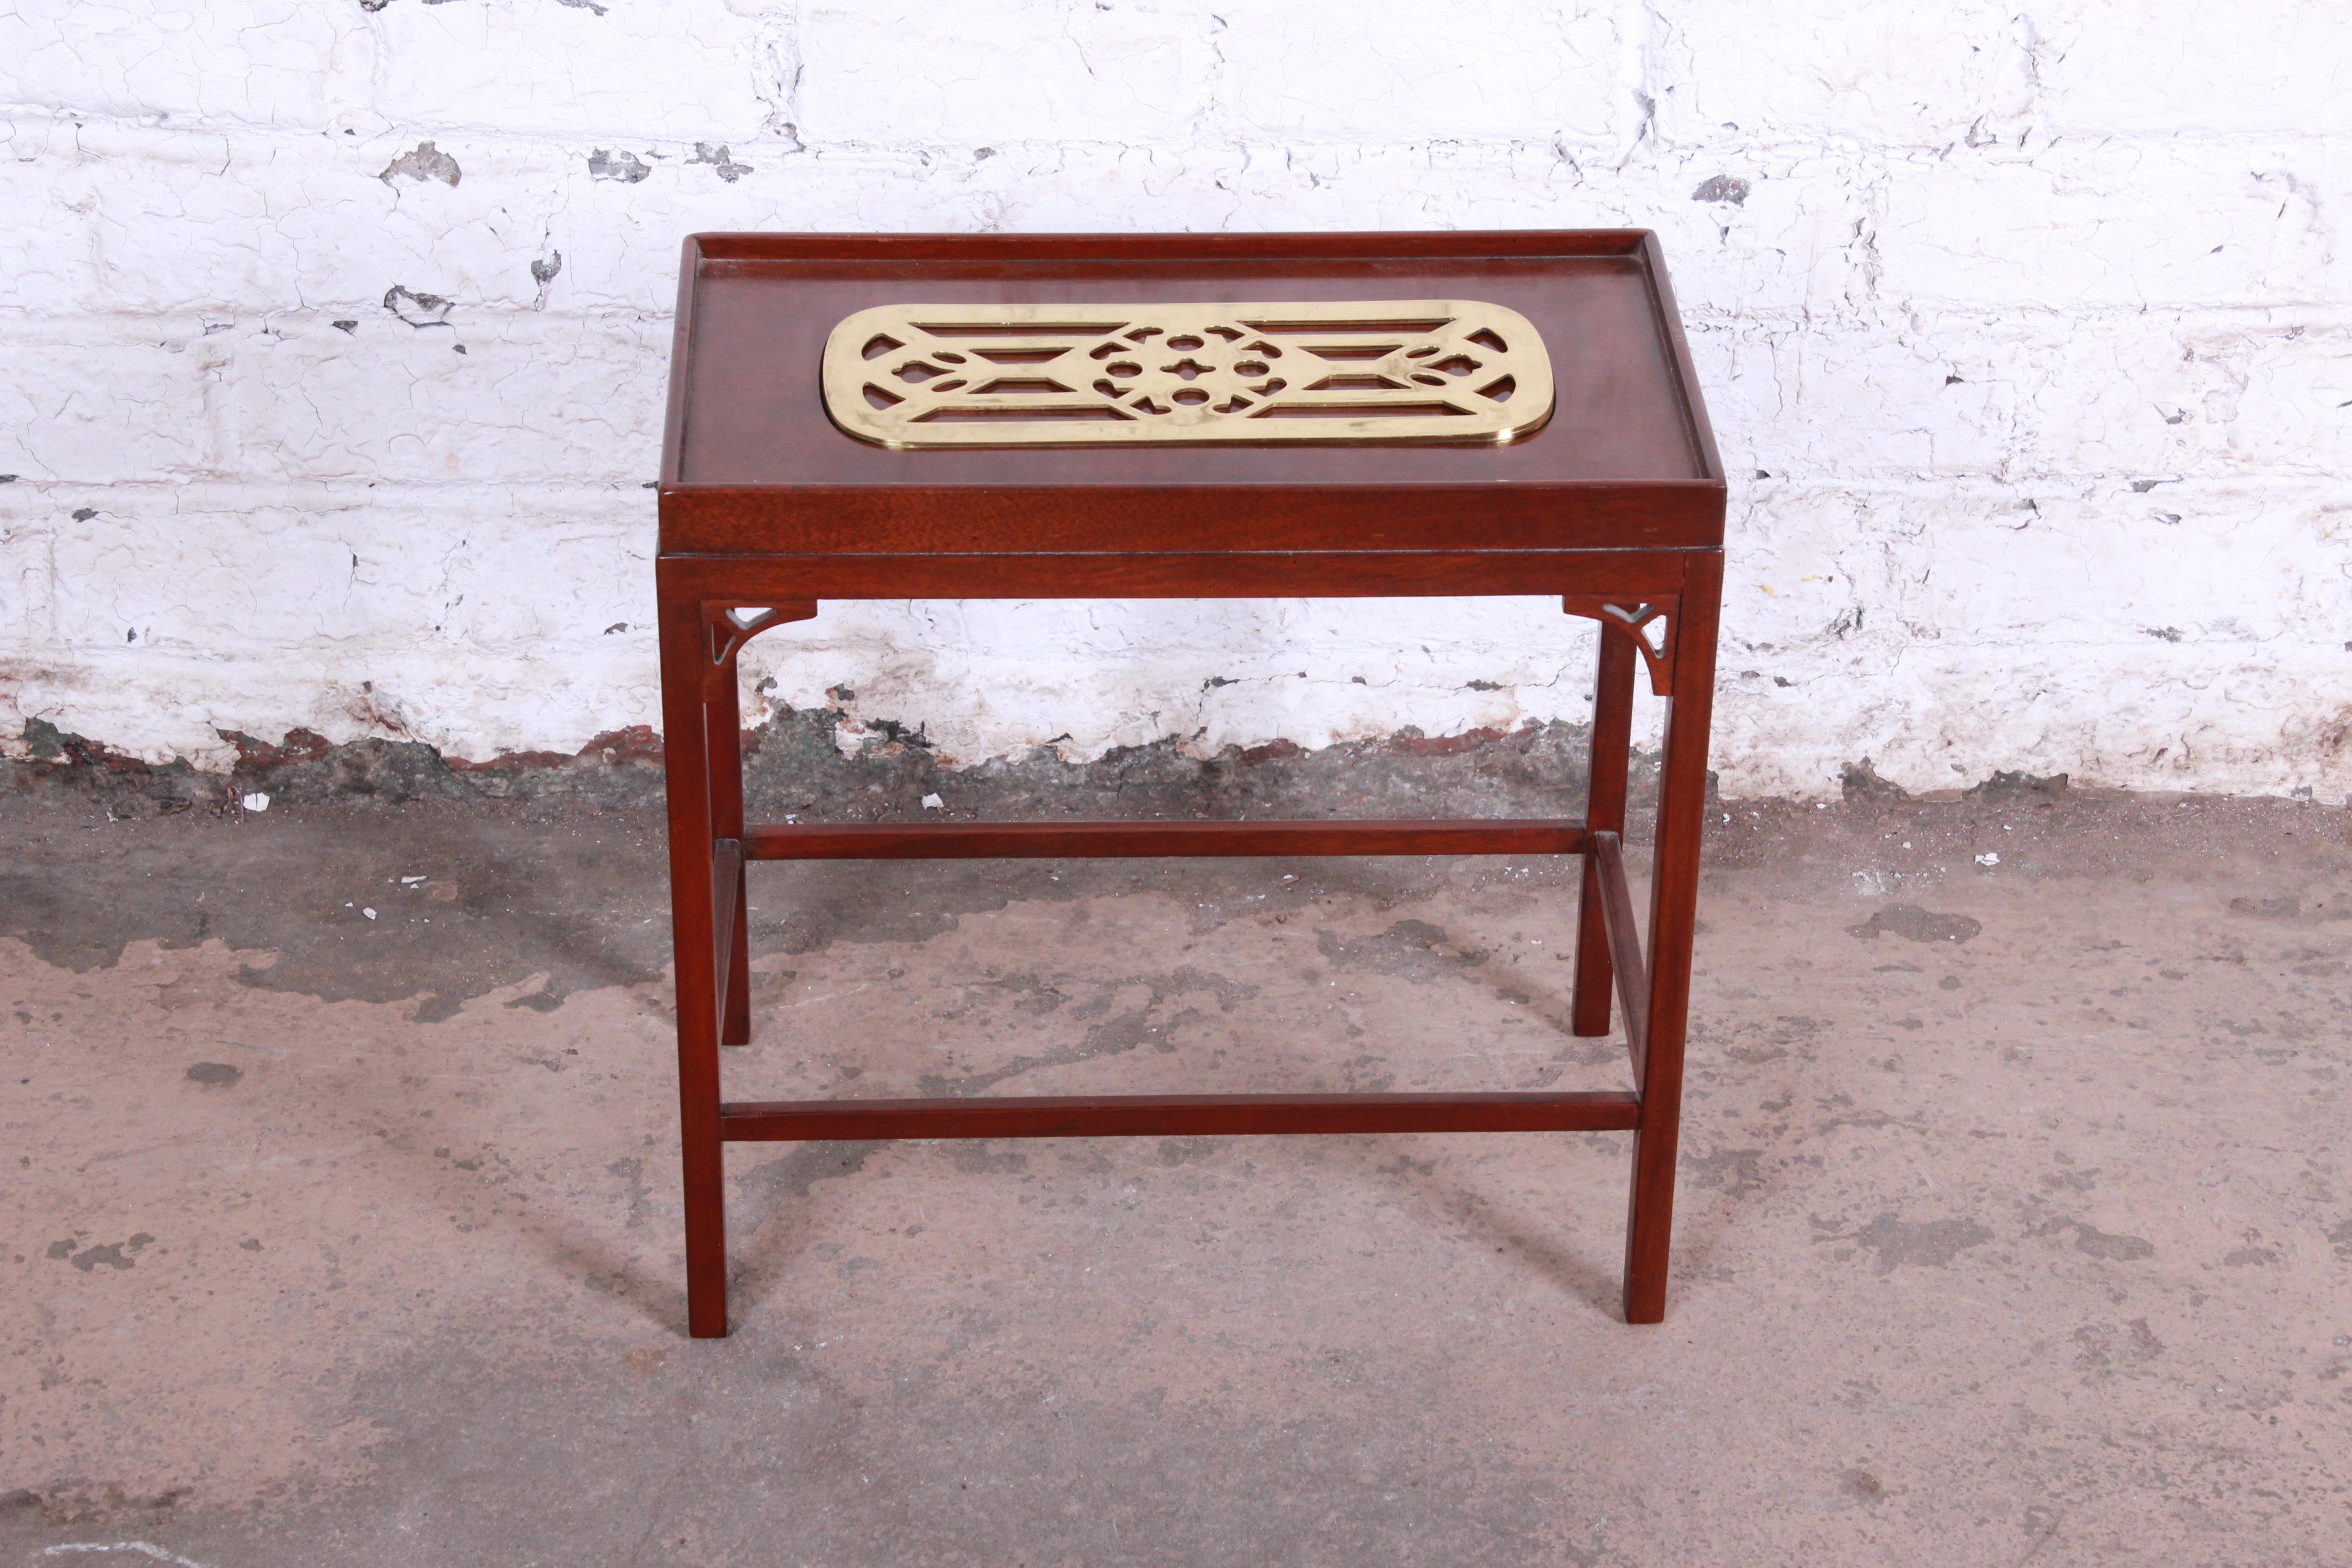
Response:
656,231,1725,1338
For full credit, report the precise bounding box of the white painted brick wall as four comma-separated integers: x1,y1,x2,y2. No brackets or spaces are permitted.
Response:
2,0,2347,799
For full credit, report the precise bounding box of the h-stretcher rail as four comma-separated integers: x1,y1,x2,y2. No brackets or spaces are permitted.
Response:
717,1090,1644,1142
703,818,1656,1149
739,818,1590,861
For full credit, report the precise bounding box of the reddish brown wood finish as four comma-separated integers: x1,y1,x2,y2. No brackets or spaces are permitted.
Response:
1573,624,1639,1038
1620,548,1722,1323
1588,831,1650,1086
720,1091,1643,1142
657,230,1725,1339
741,819,1589,861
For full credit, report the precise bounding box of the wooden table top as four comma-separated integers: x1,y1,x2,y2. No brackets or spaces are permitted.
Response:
658,231,1725,557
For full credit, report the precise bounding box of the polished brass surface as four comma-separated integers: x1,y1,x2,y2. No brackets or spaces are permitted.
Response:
821,299,1554,448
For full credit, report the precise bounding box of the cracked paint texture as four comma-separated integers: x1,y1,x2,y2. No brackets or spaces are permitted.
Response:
0,0,2347,798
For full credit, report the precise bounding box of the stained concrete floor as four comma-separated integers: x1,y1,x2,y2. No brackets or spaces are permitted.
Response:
5,790,2352,1565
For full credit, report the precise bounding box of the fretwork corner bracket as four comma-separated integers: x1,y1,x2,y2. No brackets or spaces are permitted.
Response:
703,601,818,681
1563,597,1677,696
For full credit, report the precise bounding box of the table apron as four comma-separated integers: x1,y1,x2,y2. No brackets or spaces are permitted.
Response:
656,549,1705,600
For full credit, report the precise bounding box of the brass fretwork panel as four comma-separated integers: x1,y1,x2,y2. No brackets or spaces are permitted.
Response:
821,299,1553,448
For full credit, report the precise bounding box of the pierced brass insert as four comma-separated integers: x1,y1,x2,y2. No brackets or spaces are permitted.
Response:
822,300,1553,448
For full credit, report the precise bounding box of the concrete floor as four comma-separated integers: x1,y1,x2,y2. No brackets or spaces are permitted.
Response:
5,790,2351,1565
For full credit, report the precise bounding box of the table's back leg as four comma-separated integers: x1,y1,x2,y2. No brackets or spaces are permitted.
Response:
659,588,730,1338
1622,552,1723,1325
707,666,753,1046
1573,623,1638,1037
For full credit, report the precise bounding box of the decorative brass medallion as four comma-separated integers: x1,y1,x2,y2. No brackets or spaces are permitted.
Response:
822,300,1553,448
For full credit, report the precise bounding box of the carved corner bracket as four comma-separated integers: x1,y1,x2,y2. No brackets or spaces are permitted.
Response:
1563,596,1678,696
702,601,818,694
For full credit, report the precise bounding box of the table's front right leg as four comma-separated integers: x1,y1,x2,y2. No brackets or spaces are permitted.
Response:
1621,553,1722,1325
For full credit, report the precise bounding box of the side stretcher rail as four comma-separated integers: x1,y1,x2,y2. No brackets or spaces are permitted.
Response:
701,825,1655,1147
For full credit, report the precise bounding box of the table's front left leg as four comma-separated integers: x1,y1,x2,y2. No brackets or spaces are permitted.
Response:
1622,550,1723,1326
662,598,817,1338
659,584,730,1338
698,601,815,1049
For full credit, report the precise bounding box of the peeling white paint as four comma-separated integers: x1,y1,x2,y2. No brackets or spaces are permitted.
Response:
41,1545,212,1568
0,0,2346,799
